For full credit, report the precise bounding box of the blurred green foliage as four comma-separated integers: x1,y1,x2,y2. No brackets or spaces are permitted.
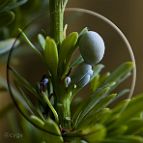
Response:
0,0,49,56
0,0,49,40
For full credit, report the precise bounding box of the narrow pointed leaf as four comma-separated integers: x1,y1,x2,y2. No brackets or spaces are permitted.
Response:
31,115,44,127
104,62,133,84
79,94,117,128
43,118,63,143
73,87,111,128
90,64,105,81
126,118,143,134
59,32,78,63
2,0,28,12
102,136,143,143
0,76,31,109
81,124,106,143
117,94,143,124
44,37,58,76
9,67,40,99
70,55,84,67
38,34,45,50
42,92,59,123
19,28,41,56
78,27,88,38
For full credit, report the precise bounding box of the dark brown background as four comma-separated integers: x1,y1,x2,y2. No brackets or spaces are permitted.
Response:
67,0,143,94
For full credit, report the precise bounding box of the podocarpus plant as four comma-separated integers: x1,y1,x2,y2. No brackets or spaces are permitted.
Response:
2,0,143,143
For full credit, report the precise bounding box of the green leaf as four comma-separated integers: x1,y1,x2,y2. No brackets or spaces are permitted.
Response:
38,34,45,50
90,74,100,92
103,62,133,88
78,108,111,128
44,37,58,76
105,99,130,129
18,28,41,56
102,136,143,143
0,0,9,11
117,93,143,124
81,124,106,143
0,76,31,109
1,0,28,12
0,38,19,54
108,125,128,136
110,89,130,104
59,32,78,62
15,82,42,118
70,55,84,67
73,87,111,128
90,64,105,81
95,108,112,124
63,24,68,38
9,67,40,100
43,118,63,143
80,140,88,143
58,32,78,76
30,115,45,127
78,27,88,38
107,94,143,131
112,99,131,116
79,94,117,128
126,118,143,134
90,72,110,93
69,138,87,143
94,62,133,95
91,93,116,115
42,92,59,123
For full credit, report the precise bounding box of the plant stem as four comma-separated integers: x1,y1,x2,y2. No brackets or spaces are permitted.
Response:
57,91,72,129
49,0,68,44
49,0,71,129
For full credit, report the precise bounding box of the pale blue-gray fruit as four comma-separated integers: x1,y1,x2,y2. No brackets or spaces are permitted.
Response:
79,31,105,65
71,62,93,87
71,63,92,82
87,69,94,76
78,74,91,87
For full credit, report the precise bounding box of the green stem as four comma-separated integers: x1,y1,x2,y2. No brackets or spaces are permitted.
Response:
57,91,72,129
49,0,68,44
49,0,71,129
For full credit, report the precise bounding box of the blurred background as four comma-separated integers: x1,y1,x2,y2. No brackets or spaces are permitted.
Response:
68,0,143,94
0,0,143,142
